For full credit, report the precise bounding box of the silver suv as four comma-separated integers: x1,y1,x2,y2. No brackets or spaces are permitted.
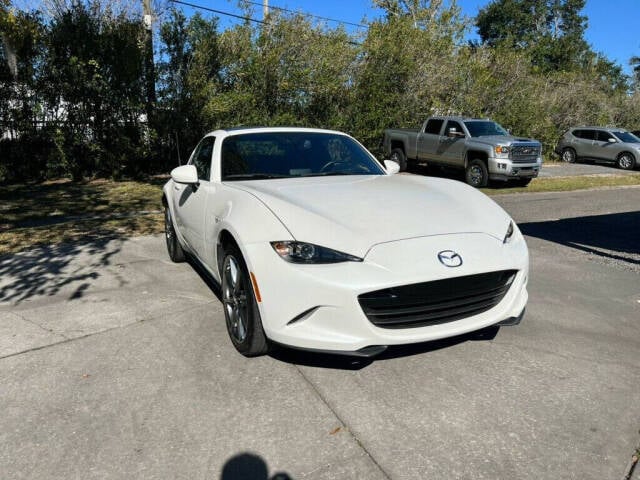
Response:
555,127,639,170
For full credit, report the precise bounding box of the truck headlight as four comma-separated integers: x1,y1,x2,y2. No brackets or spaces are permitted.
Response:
495,145,510,157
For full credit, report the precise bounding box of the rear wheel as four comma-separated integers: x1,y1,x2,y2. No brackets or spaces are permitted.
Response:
221,244,269,357
617,152,636,170
164,207,185,263
390,148,407,172
561,147,577,163
465,159,488,188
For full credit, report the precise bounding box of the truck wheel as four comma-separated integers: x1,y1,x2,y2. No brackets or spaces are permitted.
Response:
390,148,407,172
465,159,488,188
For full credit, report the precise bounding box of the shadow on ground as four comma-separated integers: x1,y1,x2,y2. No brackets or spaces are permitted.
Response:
0,236,123,305
519,211,640,267
220,452,292,480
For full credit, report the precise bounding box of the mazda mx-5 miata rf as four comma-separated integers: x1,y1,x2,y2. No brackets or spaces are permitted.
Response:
162,127,529,357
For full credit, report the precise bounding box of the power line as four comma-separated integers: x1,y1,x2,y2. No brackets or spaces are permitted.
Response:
240,0,367,28
169,0,367,30
170,0,266,24
169,0,363,45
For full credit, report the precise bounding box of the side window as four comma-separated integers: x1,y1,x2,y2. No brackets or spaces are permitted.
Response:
189,136,215,181
597,130,615,142
573,130,593,140
424,119,444,135
444,120,463,136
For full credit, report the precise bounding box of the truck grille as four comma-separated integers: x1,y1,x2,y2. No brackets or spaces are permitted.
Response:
358,270,517,329
511,144,540,164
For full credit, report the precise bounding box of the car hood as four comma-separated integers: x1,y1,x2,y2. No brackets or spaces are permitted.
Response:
229,175,511,258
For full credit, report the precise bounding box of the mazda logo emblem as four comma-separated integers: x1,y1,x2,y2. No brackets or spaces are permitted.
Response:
438,250,463,267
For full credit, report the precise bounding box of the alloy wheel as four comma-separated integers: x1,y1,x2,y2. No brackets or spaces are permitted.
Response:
223,256,249,343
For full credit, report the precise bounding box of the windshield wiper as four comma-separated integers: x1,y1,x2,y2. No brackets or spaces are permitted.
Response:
224,173,291,180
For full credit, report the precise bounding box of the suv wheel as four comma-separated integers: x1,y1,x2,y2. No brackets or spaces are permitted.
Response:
561,148,577,163
617,152,636,170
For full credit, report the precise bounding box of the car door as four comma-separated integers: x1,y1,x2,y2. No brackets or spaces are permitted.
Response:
593,130,618,162
576,129,597,158
437,120,466,166
172,135,215,258
417,118,444,162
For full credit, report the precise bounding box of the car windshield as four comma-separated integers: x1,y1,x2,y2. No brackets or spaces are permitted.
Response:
612,131,640,143
464,121,509,137
221,132,385,180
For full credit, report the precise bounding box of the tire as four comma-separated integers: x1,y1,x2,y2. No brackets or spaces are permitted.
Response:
221,244,269,357
617,152,636,170
164,206,185,263
390,148,407,172
465,159,489,188
512,178,531,187
561,147,577,163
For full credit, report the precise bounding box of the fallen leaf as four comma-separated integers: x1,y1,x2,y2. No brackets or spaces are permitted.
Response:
329,426,341,435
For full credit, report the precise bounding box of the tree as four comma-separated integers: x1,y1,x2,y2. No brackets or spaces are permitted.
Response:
475,0,590,72
630,56,640,88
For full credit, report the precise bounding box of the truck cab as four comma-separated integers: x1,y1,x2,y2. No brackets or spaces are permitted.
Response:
383,116,543,187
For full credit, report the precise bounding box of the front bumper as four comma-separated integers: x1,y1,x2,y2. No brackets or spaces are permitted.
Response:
244,232,529,353
488,156,542,181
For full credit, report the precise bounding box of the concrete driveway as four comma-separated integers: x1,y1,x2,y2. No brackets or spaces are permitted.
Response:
1,187,639,479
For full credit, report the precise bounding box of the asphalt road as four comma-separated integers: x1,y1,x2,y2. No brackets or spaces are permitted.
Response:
1,186,639,479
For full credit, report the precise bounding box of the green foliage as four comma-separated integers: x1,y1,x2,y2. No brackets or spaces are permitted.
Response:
1,0,640,183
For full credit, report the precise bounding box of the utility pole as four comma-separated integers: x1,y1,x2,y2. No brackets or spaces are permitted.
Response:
142,0,155,123
263,0,269,21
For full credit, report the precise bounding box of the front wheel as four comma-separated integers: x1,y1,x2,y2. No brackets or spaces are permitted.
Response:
221,245,269,357
465,159,488,188
617,152,636,170
164,207,185,263
390,148,407,172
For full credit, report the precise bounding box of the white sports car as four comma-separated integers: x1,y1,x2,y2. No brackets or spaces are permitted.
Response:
162,127,529,357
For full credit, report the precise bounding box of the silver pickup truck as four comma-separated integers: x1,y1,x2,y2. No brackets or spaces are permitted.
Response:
382,116,543,187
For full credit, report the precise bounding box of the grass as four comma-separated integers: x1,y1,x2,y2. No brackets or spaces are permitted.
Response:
0,178,165,256
483,173,640,195
1,173,639,256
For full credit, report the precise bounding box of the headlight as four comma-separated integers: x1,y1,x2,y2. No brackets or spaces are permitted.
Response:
503,221,515,244
270,241,363,264
495,145,510,157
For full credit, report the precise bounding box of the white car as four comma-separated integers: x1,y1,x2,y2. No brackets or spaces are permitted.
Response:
162,127,529,357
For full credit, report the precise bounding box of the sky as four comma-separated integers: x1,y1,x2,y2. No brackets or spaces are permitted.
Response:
178,0,640,76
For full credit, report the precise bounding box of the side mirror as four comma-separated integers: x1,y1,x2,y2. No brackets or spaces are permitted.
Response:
171,164,198,184
384,160,401,175
607,137,617,143
448,128,464,138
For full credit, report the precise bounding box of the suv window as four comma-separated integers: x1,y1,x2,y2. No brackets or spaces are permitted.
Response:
573,129,595,140
190,136,215,180
424,119,444,135
596,130,616,142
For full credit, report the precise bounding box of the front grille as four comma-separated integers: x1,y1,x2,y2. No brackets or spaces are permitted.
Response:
358,270,517,329
511,144,540,164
